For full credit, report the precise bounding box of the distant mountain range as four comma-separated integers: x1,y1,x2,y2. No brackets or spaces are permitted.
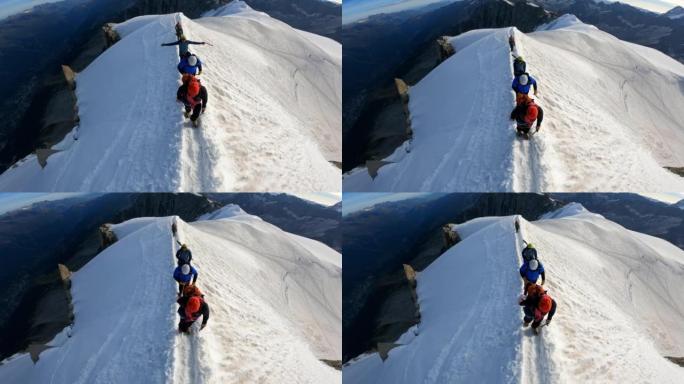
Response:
120,0,341,40
553,193,684,250
535,0,684,62
206,193,341,252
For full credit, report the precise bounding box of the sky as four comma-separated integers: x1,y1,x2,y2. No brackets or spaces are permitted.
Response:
342,0,683,24
0,0,66,20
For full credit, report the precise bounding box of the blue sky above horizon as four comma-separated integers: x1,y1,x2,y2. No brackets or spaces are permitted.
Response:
343,0,684,24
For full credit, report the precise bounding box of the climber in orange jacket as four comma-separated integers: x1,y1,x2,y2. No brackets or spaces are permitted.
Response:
510,94,544,136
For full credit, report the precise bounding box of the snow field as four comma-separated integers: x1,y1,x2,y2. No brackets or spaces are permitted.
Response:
519,211,684,383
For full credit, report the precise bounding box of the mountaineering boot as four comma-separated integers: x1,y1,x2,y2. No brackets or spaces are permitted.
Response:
523,319,531,327
184,111,191,118
533,326,540,335
192,119,199,128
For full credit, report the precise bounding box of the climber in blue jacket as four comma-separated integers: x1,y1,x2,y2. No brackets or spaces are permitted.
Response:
520,258,545,287
173,264,198,295
178,54,202,76
512,73,538,99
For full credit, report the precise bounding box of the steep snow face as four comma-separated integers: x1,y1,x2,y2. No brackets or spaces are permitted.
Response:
344,28,515,192
0,5,341,192
344,16,684,192
344,209,684,383
0,212,341,383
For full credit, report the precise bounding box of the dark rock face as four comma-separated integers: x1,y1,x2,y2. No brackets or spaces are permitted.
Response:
537,0,684,63
342,0,554,172
342,193,562,362
205,193,341,252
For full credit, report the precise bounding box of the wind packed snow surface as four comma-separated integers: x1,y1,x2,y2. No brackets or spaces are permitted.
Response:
344,15,684,192
0,208,341,383
343,207,684,383
0,1,341,192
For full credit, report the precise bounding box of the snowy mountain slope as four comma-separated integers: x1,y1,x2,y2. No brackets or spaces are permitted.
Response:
344,15,684,192
0,1,341,192
0,208,341,383
343,207,684,383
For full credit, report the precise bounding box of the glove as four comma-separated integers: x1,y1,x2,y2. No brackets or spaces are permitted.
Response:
541,280,545,285
545,319,551,326
201,108,206,114
536,125,541,133
200,323,206,330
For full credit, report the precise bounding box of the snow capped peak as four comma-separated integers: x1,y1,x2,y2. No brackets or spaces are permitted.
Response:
664,6,684,20
535,14,598,32
196,204,260,221
539,202,603,220
201,0,263,18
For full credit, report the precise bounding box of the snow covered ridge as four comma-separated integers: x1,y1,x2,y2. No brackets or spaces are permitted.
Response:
344,209,684,383
344,15,684,192
0,214,341,383
195,203,261,221
0,3,341,192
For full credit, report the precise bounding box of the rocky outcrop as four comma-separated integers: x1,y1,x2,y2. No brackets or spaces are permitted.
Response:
442,224,461,250
666,356,684,367
321,359,342,370
102,23,121,49
100,224,118,249
437,36,456,61
356,77,413,180
665,167,684,177
24,264,74,363
364,264,421,362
